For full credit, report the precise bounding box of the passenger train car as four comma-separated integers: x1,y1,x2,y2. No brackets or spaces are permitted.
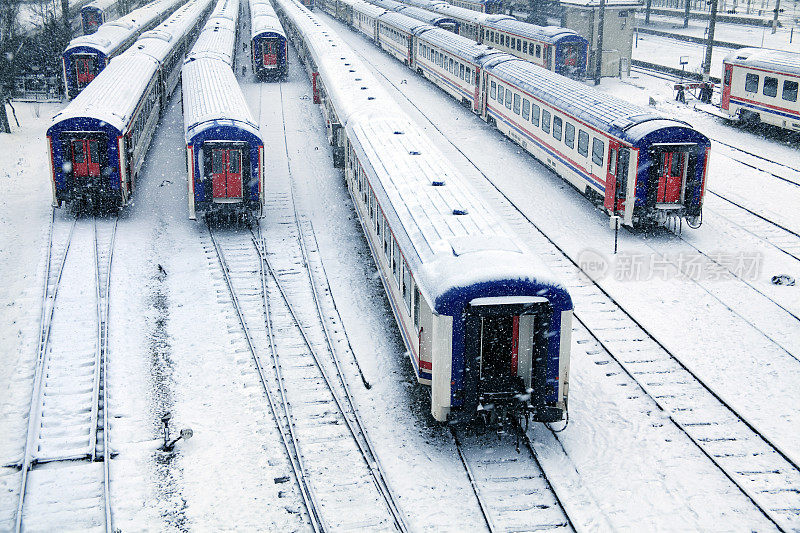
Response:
183,0,265,219
48,0,213,208
332,0,588,77
63,0,186,98
250,0,288,78
443,0,501,14
275,0,572,425
80,0,127,34
721,47,800,132
335,8,710,227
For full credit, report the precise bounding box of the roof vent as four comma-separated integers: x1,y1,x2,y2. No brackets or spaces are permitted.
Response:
367,97,375,100
452,209,468,215
431,180,445,186
361,86,367,90
409,150,421,155
393,130,404,135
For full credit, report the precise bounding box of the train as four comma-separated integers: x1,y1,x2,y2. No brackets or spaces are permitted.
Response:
249,0,288,79
184,0,265,219
48,0,214,209
324,0,589,78
442,0,501,14
327,4,710,227
721,47,800,132
62,0,186,98
274,0,572,425
80,0,126,34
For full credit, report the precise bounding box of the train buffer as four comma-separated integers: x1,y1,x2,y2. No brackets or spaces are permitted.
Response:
674,82,715,104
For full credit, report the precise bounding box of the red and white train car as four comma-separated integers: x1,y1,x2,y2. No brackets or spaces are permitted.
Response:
721,47,800,132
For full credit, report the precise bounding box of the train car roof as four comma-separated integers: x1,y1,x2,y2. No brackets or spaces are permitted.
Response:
49,52,159,132
484,18,584,42
432,3,511,24
723,47,800,77
65,0,184,55
250,0,286,37
208,0,239,19
182,58,260,140
82,0,121,12
397,5,457,25
187,17,237,64
353,1,387,18
484,56,701,143
370,0,406,9
377,10,434,33
421,26,504,63
346,114,569,306
134,0,213,62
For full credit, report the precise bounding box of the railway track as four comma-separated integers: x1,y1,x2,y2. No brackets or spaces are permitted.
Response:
203,79,408,531
324,21,800,530
4,209,116,532
451,427,574,532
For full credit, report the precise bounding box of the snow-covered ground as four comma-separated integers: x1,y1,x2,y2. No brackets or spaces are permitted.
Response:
1,6,799,531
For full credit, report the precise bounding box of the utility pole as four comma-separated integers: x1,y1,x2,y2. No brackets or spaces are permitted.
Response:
772,0,781,32
645,0,652,23
703,0,718,81
684,0,691,26
0,94,10,133
594,0,606,85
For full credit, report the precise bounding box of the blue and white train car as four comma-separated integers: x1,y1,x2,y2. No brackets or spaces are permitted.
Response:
442,0,501,14
376,11,430,66
370,0,458,32
48,0,214,208
62,0,186,98
250,0,288,79
351,1,386,41
81,0,125,34
481,56,710,226
276,0,572,424
186,0,240,65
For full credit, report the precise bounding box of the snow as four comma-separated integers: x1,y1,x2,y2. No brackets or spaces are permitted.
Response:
2,4,800,532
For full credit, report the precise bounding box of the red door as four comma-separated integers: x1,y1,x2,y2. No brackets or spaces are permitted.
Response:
263,41,277,67
71,139,100,177
657,152,685,204
211,148,243,199
75,57,96,88
721,64,733,110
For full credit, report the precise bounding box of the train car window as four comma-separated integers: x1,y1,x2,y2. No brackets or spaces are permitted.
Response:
449,58,454,73
516,39,521,51
564,122,575,149
497,85,504,104
513,93,520,114
505,89,512,109
578,130,589,157
383,217,390,256
522,98,530,120
592,138,604,166
510,37,515,49
403,266,412,313
535,44,541,58
491,80,497,99
523,41,528,54
783,81,799,102
466,67,472,84
392,240,399,281
552,116,562,140
745,72,759,93
396,253,403,290
763,76,778,97
531,103,540,126
460,64,465,80
724,68,732,85
541,110,551,133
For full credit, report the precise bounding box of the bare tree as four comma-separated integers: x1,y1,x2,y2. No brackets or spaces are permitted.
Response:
0,0,24,132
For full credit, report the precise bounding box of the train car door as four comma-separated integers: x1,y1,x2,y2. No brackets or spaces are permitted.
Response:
262,40,277,68
721,63,733,110
211,147,243,199
75,56,97,89
656,150,686,205
71,139,101,178
604,142,632,221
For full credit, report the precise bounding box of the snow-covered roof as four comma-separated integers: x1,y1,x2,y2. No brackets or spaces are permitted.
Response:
275,0,401,123
208,0,239,20
50,52,160,132
347,114,567,303
724,47,800,77
559,0,641,7
421,26,504,63
485,56,684,141
370,0,406,10
133,0,214,63
250,0,286,38
65,0,185,56
353,1,387,18
484,18,584,43
182,57,260,140
397,5,457,26
187,16,237,64
377,10,433,33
